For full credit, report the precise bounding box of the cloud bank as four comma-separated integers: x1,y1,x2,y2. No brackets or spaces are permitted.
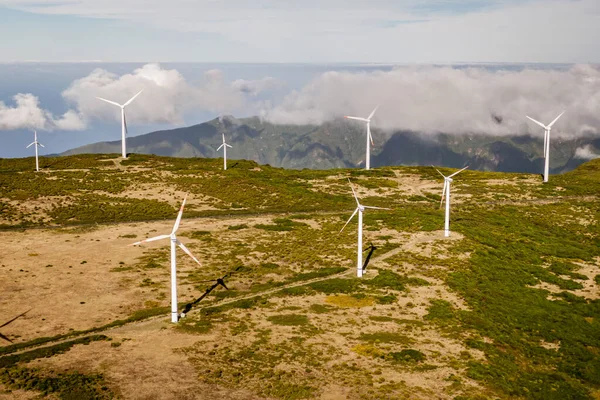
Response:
264,64,600,137
61,63,279,125
574,145,600,160
0,93,85,131
2,63,600,140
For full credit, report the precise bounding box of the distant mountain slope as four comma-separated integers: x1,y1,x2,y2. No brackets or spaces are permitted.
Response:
63,116,600,173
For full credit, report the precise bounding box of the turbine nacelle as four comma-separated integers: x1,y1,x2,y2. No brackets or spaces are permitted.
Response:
96,90,143,158
345,106,379,170
526,111,565,183
96,90,144,109
526,111,565,131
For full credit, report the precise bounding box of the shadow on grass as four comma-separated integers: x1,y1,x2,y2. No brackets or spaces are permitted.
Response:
181,266,242,315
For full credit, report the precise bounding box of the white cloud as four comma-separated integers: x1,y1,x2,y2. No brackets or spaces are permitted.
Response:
574,145,600,160
0,93,85,131
265,64,600,137
61,63,279,125
0,0,598,63
3,62,600,140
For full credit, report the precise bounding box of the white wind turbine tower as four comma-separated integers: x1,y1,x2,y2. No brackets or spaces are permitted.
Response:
131,195,201,323
434,166,468,238
526,111,565,183
340,179,390,277
26,130,44,172
217,133,232,170
96,90,143,159
345,106,379,170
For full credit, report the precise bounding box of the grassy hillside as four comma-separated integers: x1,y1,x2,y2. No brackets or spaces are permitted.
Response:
0,154,599,399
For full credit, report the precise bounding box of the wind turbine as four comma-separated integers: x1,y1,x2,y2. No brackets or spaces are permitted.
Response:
434,166,468,237
26,130,44,172
345,106,379,170
217,133,232,170
96,90,143,159
526,111,565,183
340,179,390,277
131,195,201,323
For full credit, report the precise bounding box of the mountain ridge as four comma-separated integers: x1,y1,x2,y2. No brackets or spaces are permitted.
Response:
62,115,600,173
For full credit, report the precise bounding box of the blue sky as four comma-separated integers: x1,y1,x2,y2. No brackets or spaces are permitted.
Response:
0,0,598,63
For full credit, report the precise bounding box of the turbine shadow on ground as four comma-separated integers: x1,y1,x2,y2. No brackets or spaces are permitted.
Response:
181,267,242,315
362,243,377,273
0,309,32,343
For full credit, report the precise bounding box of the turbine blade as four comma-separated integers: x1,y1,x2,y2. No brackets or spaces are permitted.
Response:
345,116,368,122
130,234,170,246
448,166,469,178
26,142,34,148
123,90,143,107
123,112,128,134
340,208,359,233
38,143,45,148
218,281,229,290
367,105,379,120
172,195,188,234
0,309,32,329
547,110,565,128
526,116,548,130
432,165,447,179
362,206,391,210
217,144,224,151
226,144,232,148
368,124,374,146
176,239,202,266
96,97,122,107
348,179,361,207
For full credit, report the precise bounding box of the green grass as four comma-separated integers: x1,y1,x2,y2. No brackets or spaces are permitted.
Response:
176,318,213,334
365,270,429,291
309,304,333,314
255,218,308,231
267,314,309,326
228,224,248,230
2,154,600,399
0,366,113,399
308,278,361,294
359,332,413,345
388,349,426,363
0,335,109,368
